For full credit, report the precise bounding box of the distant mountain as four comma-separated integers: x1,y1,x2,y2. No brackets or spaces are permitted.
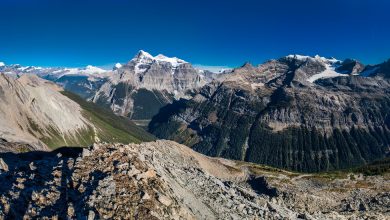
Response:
92,50,213,120
0,63,108,79
360,59,390,78
0,74,154,152
2,53,390,170
149,55,390,172
0,52,221,122
0,63,111,99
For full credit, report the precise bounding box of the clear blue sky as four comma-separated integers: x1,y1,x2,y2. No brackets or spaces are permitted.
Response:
0,0,389,68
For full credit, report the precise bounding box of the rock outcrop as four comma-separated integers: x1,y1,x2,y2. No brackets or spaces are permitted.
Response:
0,140,388,219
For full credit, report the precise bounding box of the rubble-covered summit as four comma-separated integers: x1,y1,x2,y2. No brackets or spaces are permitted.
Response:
0,140,388,219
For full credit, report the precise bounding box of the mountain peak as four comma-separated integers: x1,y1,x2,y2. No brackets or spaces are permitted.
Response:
131,50,187,68
0,62,5,67
114,63,122,69
241,62,254,68
285,54,312,61
136,50,154,59
285,54,340,64
82,65,107,74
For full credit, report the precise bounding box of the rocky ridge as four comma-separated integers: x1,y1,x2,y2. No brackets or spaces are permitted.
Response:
0,140,388,219
361,59,390,78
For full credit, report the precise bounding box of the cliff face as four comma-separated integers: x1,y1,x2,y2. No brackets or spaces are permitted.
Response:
93,51,210,120
149,55,390,172
0,140,388,219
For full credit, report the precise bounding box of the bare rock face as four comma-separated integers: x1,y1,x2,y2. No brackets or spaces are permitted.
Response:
92,51,211,120
149,55,390,172
0,140,388,219
0,74,92,151
336,59,365,75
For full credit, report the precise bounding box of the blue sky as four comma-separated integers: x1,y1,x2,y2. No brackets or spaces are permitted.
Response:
0,0,389,69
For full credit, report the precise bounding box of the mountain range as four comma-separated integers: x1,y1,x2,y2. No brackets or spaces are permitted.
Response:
149,54,390,172
0,51,390,219
1,52,390,172
92,50,212,121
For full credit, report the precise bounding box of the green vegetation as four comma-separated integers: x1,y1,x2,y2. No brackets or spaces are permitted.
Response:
40,125,95,148
246,124,390,173
150,85,390,173
38,91,156,149
131,89,173,120
350,157,390,176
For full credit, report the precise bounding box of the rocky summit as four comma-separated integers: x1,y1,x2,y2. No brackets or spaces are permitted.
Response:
92,50,212,121
0,140,388,219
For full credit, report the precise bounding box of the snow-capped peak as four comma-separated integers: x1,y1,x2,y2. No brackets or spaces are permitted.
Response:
153,54,187,67
51,65,108,78
135,50,154,60
83,65,107,74
131,50,188,75
286,54,312,61
286,54,341,64
0,62,5,67
114,63,122,69
132,50,187,67
313,55,341,64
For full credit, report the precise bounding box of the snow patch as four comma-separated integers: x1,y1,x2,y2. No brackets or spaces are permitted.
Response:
286,54,341,64
83,65,107,74
134,63,149,74
50,65,108,79
17,66,30,71
307,63,348,83
0,62,5,67
154,54,187,68
193,64,232,73
286,54,312,61
115,63,122,69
